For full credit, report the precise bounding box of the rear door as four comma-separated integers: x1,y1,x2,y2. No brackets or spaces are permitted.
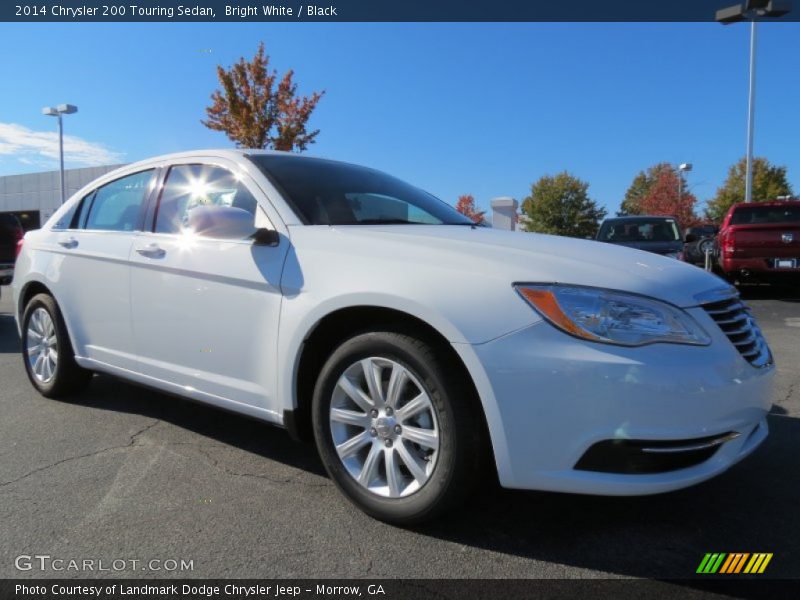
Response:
129,159,289,414
48,169,157,370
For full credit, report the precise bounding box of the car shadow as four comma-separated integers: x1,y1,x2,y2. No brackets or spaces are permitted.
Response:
60,373,799,585
0,313,20,354
422,413,800,584
738,283,800,303
69,374,328,477
1,299,796,586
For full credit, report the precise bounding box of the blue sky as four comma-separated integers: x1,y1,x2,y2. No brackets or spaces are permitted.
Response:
1,22,798,215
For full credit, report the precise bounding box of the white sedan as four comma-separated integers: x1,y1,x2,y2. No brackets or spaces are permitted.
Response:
12,150,773,523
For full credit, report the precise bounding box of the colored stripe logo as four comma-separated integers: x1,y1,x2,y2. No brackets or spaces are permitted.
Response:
697,553,773,574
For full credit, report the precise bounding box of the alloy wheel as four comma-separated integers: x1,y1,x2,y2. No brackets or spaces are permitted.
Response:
329,357,440,498
26,307,58,383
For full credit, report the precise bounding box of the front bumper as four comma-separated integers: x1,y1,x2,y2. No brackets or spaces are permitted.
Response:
454,308,774,495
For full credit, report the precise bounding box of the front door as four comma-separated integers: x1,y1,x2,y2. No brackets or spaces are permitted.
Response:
129,160,288,415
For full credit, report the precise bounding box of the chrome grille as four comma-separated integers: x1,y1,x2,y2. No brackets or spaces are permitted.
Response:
702,295,772,368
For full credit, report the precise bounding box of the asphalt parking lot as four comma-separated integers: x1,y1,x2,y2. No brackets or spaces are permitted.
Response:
0,284,798,581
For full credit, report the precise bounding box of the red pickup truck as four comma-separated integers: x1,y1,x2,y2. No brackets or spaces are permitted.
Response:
716,200,800,283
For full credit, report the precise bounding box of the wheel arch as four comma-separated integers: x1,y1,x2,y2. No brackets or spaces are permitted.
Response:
287,305,492,455
18,280,55,323
17,280,82,357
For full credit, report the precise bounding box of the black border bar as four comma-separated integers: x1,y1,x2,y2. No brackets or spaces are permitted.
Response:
2,579,799,600
3,1,799,23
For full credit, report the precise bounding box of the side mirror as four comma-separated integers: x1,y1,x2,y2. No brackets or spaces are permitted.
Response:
188,205,255,239
189,204,280,246
187,205,277,246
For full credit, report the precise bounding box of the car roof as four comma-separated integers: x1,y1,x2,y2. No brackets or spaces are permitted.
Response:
602,215,677,222
730,200,800,209
119,148,358,171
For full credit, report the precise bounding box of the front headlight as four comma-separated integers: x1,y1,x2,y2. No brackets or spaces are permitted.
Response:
515,284,711,347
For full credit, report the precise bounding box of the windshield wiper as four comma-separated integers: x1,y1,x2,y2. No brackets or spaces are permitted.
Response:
346,219,431,225
447,221,482,228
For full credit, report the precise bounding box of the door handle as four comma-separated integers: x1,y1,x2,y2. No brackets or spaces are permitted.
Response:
57,237,78,249
135,243,166,259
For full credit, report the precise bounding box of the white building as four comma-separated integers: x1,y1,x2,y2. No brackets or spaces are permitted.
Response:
0,165,123,230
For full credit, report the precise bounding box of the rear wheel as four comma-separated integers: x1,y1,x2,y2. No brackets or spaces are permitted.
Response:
21,293,92,398
311,331,485,524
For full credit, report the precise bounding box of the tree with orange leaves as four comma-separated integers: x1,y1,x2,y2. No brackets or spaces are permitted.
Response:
639,168,700,228
455,195,486,224
203,43,324,152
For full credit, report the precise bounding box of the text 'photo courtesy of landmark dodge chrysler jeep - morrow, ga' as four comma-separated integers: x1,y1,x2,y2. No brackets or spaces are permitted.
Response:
12,150,774,524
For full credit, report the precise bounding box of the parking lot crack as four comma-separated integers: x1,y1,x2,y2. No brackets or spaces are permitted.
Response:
0,419,160,490
129,419,161,445
785,383,796,404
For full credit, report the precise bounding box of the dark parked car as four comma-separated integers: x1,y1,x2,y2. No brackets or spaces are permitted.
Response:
682,224,719,267
596,216,683,258
0,213,24,288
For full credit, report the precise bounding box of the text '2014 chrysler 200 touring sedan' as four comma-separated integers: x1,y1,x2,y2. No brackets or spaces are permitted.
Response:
12,150,774,523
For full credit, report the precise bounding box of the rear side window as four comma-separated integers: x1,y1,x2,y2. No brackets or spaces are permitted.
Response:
730,205,800,225
83,170,155,232
155,164,258,235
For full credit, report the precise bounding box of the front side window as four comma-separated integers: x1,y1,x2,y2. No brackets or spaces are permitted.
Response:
70,190,96,229
155,164,259,235
52,205,77,230
83,170,155,232
248,155,473,226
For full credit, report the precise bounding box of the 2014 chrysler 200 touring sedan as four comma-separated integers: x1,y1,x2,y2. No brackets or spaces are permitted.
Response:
12,150,774,523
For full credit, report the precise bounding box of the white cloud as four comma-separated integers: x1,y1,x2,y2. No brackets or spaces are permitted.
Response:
0,122,123,167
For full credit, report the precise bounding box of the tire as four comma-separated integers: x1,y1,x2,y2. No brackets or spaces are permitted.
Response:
21,293,92,398
311,331,485,524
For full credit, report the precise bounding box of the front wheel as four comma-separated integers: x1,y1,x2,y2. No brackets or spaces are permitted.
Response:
311,331,485,524
21,293,92,398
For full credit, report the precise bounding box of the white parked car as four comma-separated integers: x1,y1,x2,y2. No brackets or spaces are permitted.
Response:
12,150,774,523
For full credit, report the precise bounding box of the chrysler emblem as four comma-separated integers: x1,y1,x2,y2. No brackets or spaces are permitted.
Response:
782,233,794,244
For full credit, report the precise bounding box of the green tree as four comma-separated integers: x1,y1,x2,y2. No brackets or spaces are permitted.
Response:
521,172,606,238
705,157,793,222
620,163,677,216
203,42,325,151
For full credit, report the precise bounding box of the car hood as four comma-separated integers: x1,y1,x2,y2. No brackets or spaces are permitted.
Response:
304,225,729,308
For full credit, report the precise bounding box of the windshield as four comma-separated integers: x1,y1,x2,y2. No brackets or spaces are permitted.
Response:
730,205,800,225
247,155,474,226
598,218,680,242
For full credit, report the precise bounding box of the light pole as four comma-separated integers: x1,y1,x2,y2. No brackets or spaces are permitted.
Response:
716,1,791,203
677,163,692,204
42,104,78,205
